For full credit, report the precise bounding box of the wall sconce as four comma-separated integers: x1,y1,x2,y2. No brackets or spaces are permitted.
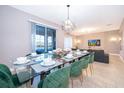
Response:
118,37,121,41
110,37,117,42
77,40,81,44
74,39,81,49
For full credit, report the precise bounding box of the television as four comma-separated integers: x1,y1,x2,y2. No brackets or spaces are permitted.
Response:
88,39,100,46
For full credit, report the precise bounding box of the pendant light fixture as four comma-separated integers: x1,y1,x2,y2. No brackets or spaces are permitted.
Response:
62,5,75,32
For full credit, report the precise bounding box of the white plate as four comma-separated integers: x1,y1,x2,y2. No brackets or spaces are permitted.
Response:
31,55,38,57
34,57,43,62
30,55,38,58
82,51,89,54
65,56,73,59
76,52,81,55
14,60,30,65
34,59,43,62
31,53,37,56
40,61,56,67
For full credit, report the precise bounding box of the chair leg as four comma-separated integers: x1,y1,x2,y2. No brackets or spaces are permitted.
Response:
26,80,31,88
31,78,34,85
81,72,84,82
91,63,94,74
90,64,92,75
86,68,88,77
71,78,73,88
79,75,82,86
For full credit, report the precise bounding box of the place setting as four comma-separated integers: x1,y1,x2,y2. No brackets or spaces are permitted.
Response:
40,57,56,67
13,57,31,65
82,50,89,54
62,52,74,61
28,52,39,58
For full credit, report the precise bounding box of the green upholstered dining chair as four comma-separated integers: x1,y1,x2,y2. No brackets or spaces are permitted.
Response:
70,60,83,87
0,64,27,88
0,70,16,88
38,66,70,88
89,52,95,75
80,55,90,79
0,78,14,88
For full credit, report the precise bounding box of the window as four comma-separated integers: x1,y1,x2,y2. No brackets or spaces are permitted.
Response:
47,28,56,51
35,25,45,52
31,23,56,53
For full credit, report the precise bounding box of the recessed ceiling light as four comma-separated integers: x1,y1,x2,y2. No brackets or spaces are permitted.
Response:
80,28,96,32
106,24,112,26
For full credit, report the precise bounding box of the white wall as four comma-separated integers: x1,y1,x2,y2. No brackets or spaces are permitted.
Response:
120,19,124,59
75,30,121,54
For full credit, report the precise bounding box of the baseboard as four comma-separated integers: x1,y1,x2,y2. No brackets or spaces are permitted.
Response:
119,55,124,63
109,53,124,63
109,53,120,56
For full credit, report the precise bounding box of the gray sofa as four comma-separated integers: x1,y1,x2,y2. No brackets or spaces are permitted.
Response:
88,49,109,63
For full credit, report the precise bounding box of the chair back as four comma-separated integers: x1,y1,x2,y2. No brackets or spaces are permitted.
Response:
89,52,94,63
0,64,15,88
38,66,70,88
0,78,12,88
80,55,90,69
70,60,82,77
0,64,12,76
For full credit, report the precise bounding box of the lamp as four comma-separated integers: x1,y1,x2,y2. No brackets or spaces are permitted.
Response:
62,5,75,32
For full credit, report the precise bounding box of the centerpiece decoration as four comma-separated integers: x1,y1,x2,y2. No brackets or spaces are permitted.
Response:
52,48,70,59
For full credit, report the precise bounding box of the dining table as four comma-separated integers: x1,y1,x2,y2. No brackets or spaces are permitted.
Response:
13,50,90,86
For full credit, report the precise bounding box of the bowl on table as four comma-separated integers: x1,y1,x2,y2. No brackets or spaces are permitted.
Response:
76,51,81,55
82,50,89,54
76,49,80,52
65,54,73,59
14,57,30,64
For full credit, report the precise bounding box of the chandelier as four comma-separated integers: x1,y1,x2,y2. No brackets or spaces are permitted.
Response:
62,5,75,32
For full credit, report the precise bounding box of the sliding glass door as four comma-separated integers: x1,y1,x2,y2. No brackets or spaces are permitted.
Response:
32,23,56,54
35,25,45,53
47,28,56,51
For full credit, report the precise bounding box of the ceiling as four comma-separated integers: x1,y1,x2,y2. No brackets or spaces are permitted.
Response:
11,5,124,35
